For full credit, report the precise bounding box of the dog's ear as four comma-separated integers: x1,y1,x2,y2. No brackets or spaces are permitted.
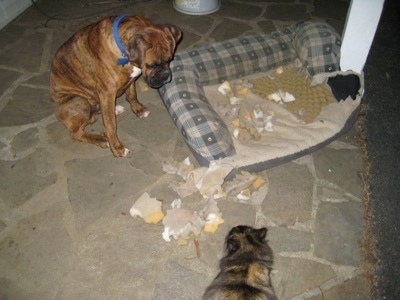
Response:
159,24,183,44
128,34,146,66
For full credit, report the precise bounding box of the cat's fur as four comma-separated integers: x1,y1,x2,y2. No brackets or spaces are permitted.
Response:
203,225,277,300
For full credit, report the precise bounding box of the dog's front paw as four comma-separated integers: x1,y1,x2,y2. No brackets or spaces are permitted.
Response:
139,110,150,118
131,103,150,118
122,148,130,157
110,144,130,157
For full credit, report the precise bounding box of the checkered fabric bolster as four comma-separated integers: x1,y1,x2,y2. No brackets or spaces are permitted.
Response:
159,65,235,161
159,21,341,163
293,22,341,75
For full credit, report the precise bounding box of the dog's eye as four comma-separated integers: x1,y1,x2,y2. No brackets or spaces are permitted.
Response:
146,63,161,69
146,59,171,69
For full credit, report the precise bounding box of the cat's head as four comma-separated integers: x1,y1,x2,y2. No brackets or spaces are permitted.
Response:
225,225,269,256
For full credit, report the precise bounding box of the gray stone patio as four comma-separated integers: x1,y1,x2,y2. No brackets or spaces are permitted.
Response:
0,0,372,299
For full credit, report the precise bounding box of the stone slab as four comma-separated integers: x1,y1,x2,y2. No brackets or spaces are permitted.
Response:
314,147,364,198
272,256,335,299
0,148,57,208
262,162,313,226
65,156,157,231
10,127,39,155
0,68,20,92
0,86,52,126
0,31,46,72
268,226,312,252
0,204,75,297
314,201,365,266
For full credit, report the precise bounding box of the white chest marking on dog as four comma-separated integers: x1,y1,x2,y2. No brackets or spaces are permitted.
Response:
130,66,142,79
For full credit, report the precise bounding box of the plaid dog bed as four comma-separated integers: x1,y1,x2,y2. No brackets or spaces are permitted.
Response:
158,21,342,166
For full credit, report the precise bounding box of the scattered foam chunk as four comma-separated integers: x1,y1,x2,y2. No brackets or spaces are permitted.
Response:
130,192,164,224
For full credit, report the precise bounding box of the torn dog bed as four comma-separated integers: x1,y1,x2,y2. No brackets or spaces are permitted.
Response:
158,21,362,174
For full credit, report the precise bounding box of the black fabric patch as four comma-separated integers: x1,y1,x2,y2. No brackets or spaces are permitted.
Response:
328,74,361,101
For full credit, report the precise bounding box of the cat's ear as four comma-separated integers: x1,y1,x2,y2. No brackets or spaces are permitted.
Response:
227,237,240,254
255,227,268,242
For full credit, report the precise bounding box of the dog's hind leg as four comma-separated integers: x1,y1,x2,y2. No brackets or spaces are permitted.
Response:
54,96,109,148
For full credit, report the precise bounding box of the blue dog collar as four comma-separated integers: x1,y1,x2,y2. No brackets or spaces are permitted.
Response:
112,15,129,66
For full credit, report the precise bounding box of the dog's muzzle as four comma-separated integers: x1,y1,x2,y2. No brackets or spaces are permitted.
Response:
146,68,172,88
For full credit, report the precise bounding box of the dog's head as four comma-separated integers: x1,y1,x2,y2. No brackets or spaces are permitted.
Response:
128,23,182,88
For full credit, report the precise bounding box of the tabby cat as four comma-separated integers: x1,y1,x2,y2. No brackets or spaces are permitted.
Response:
203,225,277,300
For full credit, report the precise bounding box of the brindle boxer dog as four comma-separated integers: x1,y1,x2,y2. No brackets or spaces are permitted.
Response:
50,16,182,157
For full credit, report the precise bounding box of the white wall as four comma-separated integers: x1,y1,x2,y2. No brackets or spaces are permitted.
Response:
0,0,32,30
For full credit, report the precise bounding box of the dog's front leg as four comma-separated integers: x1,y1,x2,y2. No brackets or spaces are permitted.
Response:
100,95,130,157
125,82,150,118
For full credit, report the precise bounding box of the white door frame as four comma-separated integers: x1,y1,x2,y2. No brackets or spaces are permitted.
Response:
340,0,385,73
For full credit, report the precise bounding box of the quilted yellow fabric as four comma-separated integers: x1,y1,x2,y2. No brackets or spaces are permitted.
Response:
251,67,335,123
